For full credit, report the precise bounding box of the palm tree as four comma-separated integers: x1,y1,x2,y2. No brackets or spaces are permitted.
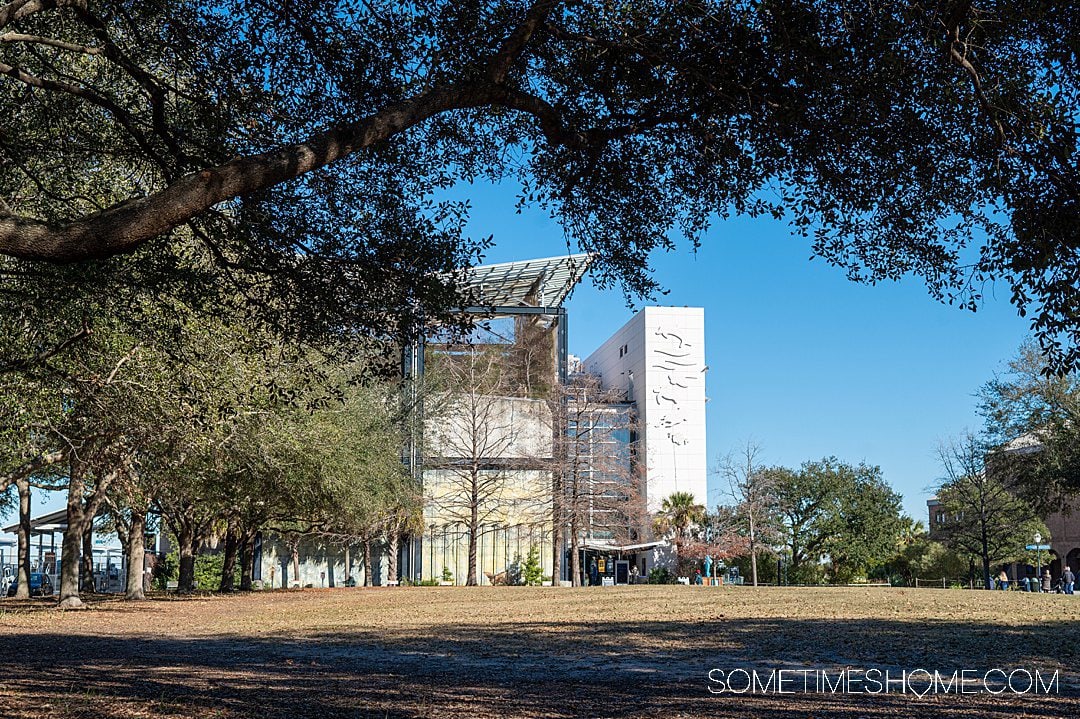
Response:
652,492,706,565
897,517,926,548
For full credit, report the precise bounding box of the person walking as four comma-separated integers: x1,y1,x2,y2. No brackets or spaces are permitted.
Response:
1064,566,1076,595
998,569,1009,590
1042,569,1052,593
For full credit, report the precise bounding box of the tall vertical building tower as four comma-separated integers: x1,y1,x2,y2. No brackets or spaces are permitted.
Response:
584,307,708,512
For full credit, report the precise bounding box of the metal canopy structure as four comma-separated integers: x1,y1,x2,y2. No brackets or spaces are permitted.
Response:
463,253,593,308
402,254,594,583
2,508,68,536
581,540,668,553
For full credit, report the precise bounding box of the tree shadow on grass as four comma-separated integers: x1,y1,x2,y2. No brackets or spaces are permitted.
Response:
1,616,1078,718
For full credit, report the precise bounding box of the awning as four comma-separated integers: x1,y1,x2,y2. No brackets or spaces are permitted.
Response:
1,508,68,535
580,540,667,553
463,253,593,308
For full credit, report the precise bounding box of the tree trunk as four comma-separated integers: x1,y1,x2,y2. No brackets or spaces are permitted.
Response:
749,512,759,587
57,461,117,608
790,535,801,580
80,525,95,592
218,527,238,592
59,468,89,608
177,523,197,593
239,531,255,591
344,544,352,584
467,503,479,586
363,538,373,586
570,516,581,587
551,469,563,585
388,533,399,584
124,509,146,600
290,539,300,587
981,523,993,590
58,524,84,608
14,477,30,600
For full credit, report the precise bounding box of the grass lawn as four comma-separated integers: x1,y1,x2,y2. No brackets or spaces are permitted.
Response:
1,585,1078,717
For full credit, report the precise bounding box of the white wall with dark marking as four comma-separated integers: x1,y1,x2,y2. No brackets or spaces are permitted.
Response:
584,307,707,513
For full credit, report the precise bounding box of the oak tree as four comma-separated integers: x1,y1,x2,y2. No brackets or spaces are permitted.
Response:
2,2,1080,367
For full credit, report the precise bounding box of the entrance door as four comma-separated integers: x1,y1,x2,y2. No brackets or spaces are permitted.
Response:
615,560,629,585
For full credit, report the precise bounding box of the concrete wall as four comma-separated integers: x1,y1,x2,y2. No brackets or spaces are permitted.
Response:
425,394,553,460
584,307,708,512
257,534,387,588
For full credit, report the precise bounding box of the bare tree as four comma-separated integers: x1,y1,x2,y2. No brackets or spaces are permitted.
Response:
721,441,778,587
426,344,550,585
937,432,1046,590
551,373,643,586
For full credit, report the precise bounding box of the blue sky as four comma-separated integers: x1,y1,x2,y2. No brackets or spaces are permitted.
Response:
451,180,1031,522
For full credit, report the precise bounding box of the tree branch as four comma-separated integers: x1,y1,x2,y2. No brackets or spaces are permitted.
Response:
0,31,100,54
0,0,85,31
487,0,560,84
0,319,90,373
0,0,40,30
0,448,67,494
0,84,504,263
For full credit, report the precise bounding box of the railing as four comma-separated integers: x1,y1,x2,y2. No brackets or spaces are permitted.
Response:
912,577,1006,589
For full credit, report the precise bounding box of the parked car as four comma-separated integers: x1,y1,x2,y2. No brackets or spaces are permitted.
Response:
5,572,54,598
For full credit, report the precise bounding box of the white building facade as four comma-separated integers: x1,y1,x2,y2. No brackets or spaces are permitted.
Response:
584,307,708,512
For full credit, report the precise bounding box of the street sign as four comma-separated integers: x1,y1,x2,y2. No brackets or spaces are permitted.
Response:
1026,544,1052,550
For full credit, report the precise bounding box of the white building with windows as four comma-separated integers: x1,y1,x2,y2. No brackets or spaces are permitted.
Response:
584,307,708,512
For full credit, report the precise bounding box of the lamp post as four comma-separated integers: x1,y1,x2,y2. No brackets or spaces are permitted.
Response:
1035,532,1043,583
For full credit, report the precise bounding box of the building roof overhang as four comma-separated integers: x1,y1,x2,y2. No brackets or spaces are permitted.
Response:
462,253,593,308
2,508,69,535
580,539,668,553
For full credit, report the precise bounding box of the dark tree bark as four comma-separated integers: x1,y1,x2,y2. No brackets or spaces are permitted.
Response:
551,468,563,586
14,476,30,600
467,504,479,586
218,526,238,593
176,521,197,593
80,524,95,593
59,480,86,608
387,532,399,585
363,538,373,587
124,508,146,600
58,521,82,607
59,459,118,608
0,84,520,263
570,514,581,587
59,463,89,608
288,535,300,587
239,530,256,592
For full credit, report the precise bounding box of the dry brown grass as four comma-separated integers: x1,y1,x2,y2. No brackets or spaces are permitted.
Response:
1,585,1078,717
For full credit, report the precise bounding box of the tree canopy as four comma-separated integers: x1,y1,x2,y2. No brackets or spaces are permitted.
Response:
935,432,1048,589
2,1,1080,366
769,457,903,583
979,342,1080,511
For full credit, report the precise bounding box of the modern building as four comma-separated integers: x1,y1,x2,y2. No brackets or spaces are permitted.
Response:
1,254,709,591
584,307,708,511
410,255,708,585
